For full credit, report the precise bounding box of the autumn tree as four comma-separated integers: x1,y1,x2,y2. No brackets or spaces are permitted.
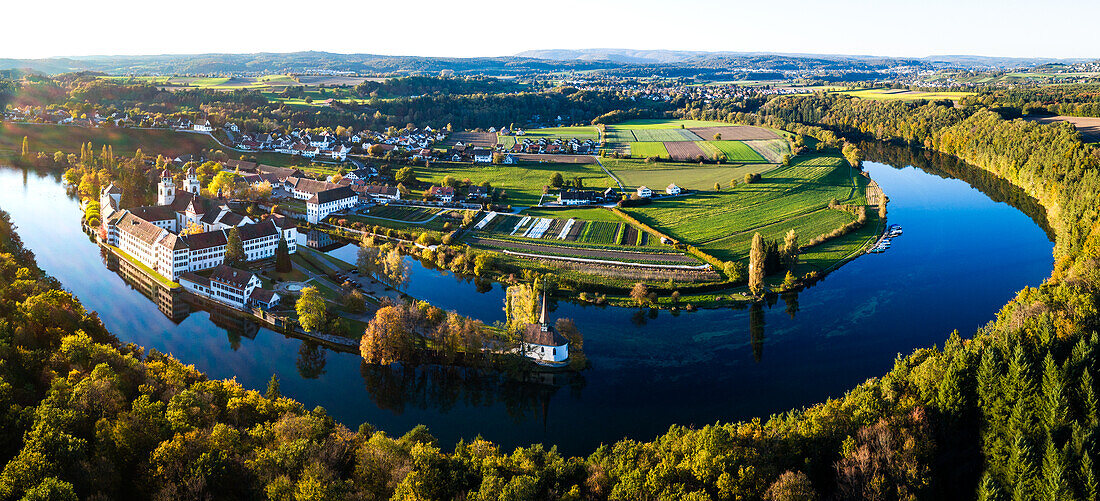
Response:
296,286,328,333
630,282,650,307
360,305,417,364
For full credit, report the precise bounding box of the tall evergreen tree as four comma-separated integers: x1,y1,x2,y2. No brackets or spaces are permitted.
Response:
978,472,1006,501
275,236,291,273
1009,433,1037,501
1040,439,1068,501
1040,354,1068,441
225,227,245,266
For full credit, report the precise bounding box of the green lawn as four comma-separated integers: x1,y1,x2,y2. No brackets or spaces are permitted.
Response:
622,153,863,251
629,142,670,158
413,162,614,206
708,141,767,163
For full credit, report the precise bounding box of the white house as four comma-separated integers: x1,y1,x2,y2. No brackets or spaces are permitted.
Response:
306,186,359,224
636,185,653,198
180,264,262,309
192,119,213,132
665,183,681,195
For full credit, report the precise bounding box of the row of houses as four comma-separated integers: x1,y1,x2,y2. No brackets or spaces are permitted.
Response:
180,264,280,310
554,183,681,205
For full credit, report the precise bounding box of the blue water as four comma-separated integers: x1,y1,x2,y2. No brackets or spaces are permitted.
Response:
0,154,1053,456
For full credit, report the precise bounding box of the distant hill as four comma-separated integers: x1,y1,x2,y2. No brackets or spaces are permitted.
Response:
0,50,1088,78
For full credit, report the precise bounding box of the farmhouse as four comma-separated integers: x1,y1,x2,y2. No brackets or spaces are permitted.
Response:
558,189,601,206
427,186,455,203
361,184,401,203
636,186,653,198
666,183,682,195
306,186,359,224
471,148,494,163
521,294,569,364
192,119,213,132
467,185,490,201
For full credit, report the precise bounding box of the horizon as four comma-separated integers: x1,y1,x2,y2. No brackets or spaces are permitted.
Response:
3,48,1091,63
4,0,1100,60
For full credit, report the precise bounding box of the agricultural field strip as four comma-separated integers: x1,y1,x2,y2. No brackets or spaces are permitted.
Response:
629,142,670,158
557,219,576,240
474,212,498,230
465,236,697,264
473,226,683,254
501,250,711,270
687,126,781,141
511,216,532,236
524,218,553,238
709,141,767,163
662,141,709,161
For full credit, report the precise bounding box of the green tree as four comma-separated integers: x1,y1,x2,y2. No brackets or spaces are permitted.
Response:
296,286,328,333
782,229,799,268
224,227,245,266
549,172,564,188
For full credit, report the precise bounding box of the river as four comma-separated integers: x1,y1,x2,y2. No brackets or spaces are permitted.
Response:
0,144,1053,456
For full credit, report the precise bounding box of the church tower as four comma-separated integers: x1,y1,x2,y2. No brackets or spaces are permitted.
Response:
184,165,200,195
157,169,175,206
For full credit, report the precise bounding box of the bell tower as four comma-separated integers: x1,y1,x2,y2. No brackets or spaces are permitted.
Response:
184,165,200,195
158,169,175,206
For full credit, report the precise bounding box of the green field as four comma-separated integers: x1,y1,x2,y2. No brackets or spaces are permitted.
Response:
516,126,598,139
520,207,624,222
743,139,791,163
2,122,221,157
610,164,774,191
622,153,864,253
413,162,614,206
709,140,767,163
629,142,670,158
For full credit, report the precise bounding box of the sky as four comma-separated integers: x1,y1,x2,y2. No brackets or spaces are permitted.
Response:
2,0,1099,60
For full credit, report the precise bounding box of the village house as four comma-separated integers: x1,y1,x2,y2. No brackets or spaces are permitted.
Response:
666,183,681,195
427,186,455,203
636,186,653,198
192,119,213,132
471,148,494,163
467,185,490,201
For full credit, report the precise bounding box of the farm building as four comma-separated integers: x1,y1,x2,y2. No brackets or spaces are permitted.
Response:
666,183,682,195
637,186,653,198
558,189,602,206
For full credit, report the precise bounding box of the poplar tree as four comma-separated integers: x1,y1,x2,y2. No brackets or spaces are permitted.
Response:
782,229,799,268
20,136,28,158
275,236,291,273
749,232,765,296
